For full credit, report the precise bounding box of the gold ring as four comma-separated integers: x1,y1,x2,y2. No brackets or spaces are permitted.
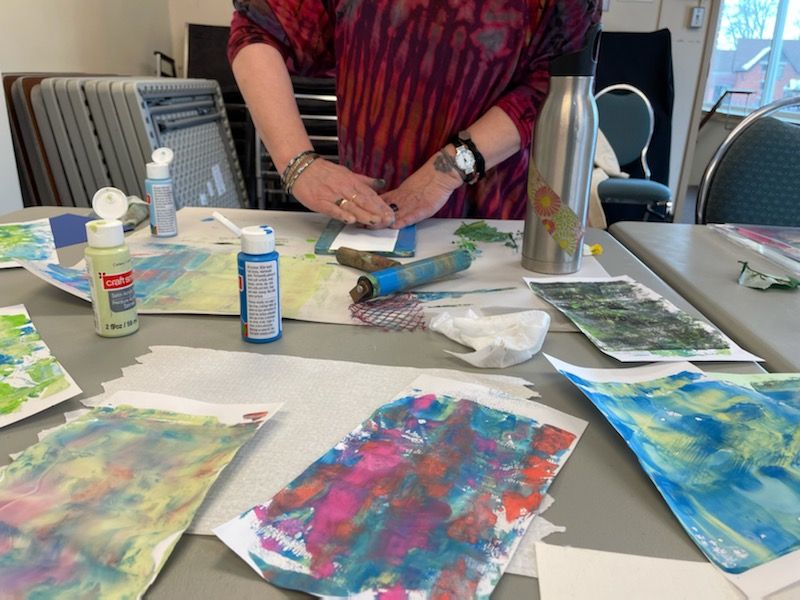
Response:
335,198,349,208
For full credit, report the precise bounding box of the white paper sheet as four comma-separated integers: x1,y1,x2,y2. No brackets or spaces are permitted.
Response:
86,346,586,578
0,218,58,269
535,544,745,600
329,224,399,252
526,275,763,362
0,304,82,428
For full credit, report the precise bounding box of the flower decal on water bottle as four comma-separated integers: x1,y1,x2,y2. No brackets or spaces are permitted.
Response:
527,160,584,256
533,186,561,217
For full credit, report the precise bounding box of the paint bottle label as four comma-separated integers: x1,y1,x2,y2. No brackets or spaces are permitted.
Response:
85,251,139,337
147,182,177,236
241,259,281,341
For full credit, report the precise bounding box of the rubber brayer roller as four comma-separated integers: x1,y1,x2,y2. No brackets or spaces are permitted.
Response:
349,249,473,302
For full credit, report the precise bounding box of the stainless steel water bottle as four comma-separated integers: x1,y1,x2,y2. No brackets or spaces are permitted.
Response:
522,24,602,274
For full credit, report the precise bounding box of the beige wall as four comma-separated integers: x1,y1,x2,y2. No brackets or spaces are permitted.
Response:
167,0,234,76
0,0,172,215
602,0,714,203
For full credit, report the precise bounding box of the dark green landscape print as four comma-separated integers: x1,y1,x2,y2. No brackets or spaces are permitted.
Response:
527,278,730,356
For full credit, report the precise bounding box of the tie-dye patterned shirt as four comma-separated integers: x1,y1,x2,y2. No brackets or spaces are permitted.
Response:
229,0,601,219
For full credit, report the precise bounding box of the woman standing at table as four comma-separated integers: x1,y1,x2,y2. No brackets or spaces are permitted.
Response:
228,0,600,229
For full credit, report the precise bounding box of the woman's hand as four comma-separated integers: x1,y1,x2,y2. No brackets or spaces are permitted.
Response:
291,159,396,228
383,152,463,229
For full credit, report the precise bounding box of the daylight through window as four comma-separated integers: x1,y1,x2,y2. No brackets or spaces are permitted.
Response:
704,0,800,114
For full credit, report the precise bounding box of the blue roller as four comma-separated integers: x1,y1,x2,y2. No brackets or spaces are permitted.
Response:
349,250,472,302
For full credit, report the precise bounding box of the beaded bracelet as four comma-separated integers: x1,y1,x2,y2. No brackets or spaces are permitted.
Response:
281,150,320,195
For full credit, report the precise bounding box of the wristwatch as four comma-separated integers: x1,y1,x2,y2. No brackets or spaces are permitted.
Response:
448,131,486,185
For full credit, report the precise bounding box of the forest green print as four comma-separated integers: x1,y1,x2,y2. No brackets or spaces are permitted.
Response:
527,278,728,355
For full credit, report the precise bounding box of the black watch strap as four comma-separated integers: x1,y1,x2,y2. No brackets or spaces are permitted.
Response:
448,131,486,183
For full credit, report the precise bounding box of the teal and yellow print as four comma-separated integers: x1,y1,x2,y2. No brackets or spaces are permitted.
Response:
558,366,800,573
0,219,57,268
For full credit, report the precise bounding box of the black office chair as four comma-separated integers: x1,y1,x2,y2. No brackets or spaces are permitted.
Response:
595,84,672,224
696,95,800,226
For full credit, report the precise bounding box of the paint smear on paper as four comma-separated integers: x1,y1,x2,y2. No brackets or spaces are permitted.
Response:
0,394,277,598
216,393,576,598
0,219,58,268
551,358,800,575
0,304,81,428
454,221,520,253
19,247,348,319
132,244,239,314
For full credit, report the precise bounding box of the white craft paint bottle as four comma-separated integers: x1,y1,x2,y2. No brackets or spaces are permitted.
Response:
85,187,139,337
238,225,282,343
145,147,178,237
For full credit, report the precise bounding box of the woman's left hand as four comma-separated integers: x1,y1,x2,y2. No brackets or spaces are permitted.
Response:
383,152,463,229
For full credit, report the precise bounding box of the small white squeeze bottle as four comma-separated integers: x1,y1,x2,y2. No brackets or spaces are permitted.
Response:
145,147,178,237
238,225,282,343
85,187,139,337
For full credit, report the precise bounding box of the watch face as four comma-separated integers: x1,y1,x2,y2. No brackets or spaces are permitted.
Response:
454,146,476,174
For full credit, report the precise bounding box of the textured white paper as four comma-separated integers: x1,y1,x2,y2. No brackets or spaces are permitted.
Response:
88,346,586,578
506,494,565,577
329,224,399,252
88,346,536,534
535,544,745,600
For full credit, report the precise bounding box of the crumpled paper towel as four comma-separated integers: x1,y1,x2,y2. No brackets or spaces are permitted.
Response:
428,308,551,368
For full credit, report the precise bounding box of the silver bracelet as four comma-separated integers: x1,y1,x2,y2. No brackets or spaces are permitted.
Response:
284,153,320,196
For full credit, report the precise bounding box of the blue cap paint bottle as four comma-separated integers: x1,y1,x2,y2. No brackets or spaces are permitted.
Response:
238,225,282,343
145,147,178,237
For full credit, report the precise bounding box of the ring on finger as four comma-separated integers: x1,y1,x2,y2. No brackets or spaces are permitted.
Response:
335,198,349,208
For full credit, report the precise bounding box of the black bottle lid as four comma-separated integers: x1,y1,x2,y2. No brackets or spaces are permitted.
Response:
549,23,602,77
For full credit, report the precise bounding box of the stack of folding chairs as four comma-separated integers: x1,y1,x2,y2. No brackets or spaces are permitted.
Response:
6,74,246,209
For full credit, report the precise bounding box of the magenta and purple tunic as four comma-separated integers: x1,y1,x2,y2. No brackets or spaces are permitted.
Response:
229,0,600,220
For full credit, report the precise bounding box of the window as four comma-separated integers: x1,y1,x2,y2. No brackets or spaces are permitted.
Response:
703,0,800,115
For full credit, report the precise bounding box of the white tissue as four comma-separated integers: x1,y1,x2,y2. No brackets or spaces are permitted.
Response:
429,308,551,368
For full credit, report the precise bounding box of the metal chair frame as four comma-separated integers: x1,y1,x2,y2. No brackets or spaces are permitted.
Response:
696,95,800,224
595,83,656,180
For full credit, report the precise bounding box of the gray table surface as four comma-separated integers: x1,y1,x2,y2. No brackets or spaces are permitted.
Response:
2,207,762,599
610,221,800,373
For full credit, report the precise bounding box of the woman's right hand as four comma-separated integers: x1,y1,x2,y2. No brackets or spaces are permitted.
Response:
290,159,396,228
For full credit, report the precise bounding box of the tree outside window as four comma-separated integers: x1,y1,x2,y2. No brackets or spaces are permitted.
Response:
704,0,800,114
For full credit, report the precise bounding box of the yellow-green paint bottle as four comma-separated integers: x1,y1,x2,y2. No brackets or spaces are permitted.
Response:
85,187,139,337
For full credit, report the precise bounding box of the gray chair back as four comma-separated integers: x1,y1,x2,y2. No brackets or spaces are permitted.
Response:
595,84,655,179
696,95,800,225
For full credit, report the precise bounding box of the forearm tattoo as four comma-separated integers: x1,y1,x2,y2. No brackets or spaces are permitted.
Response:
434,150,457,174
